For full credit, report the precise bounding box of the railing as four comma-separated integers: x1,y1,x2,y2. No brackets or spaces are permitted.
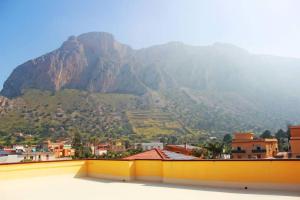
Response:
252,149,266,153
231,149,246,153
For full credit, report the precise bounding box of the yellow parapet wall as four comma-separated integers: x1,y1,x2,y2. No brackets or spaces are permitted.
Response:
87,160,134,181
162,160,300,191
134,160,162,181
0,160,86,180
0,159,300,191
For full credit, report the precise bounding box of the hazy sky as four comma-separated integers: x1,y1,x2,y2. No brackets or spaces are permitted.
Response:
1,0,300,89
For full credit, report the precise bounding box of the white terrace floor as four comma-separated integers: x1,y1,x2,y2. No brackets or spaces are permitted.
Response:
1,175,300,200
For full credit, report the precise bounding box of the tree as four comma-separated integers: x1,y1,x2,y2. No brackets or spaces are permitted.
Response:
223,134,232,144
222,134,232,155
204,142,224,159
89,136,100,155
4,135,13,147
260,130,272,139
274,129,288,151
82,146,93,158
275,129,287,139
72,131,83,158
168,135,178,144
286,126,291,141
191,148,205,158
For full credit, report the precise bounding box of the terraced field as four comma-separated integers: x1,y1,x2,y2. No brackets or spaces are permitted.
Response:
127,109,186,139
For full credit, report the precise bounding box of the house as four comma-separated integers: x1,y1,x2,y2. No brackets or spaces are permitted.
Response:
43,140,75,158
231,132,278,159
2,147,16,154
124,148,198,160
12,145,25,153
92,144,109,156
43,140,63,152
289,126,300,158
110,141,126,152
95,148,107,156
22,152,56,161
134,142,163,151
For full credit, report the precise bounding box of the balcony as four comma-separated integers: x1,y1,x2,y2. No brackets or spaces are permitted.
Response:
1,160,300,199
231,149,246,153
252,149,267,153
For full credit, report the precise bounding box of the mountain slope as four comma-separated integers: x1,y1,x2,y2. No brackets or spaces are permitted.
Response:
1,32,300,141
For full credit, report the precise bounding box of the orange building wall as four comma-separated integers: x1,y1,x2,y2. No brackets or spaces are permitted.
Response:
290,126,300,158
231,133,278,159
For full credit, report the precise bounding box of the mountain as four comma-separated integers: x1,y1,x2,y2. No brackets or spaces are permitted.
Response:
1,32,300,143
1,32,148,97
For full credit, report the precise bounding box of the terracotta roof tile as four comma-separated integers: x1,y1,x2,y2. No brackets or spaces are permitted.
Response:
124,149,164,160
124,148,197,160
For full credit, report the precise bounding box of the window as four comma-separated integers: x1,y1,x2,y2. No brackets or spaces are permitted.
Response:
237,146,241,151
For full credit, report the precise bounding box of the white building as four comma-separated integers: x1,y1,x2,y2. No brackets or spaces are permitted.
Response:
95,149,107,156
134,142,163,151
12,145,25,153
0,152,59,163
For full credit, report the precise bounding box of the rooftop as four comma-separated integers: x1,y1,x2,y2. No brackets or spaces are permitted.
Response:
1,159,300,200
2,175,299,200
166,144,200,149
124,148,197,160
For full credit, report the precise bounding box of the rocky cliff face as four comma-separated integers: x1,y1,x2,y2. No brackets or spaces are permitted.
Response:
0,96,9,108
2,32,300,111
0,95,25,115
1,32,149,97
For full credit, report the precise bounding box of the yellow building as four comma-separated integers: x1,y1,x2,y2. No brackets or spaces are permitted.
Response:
231,132,278,159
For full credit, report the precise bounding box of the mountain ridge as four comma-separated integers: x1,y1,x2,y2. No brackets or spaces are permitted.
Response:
3,31,293,98
1,32,300,141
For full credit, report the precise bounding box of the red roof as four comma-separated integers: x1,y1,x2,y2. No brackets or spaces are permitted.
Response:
124,148,168,160
289,126,300,129
124,148,198,160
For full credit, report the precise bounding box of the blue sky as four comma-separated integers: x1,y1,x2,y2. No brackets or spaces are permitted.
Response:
1,0,300,89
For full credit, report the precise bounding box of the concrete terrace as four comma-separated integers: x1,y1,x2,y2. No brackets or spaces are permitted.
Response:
1,160,300,200
2,175,300,200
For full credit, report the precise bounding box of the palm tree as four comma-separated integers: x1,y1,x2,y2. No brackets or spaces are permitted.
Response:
72,131,83,158
205,142,224,159
89,136,101,156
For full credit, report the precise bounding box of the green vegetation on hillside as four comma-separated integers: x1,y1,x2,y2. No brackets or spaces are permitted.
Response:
0,89,203,145
0,88,296,146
